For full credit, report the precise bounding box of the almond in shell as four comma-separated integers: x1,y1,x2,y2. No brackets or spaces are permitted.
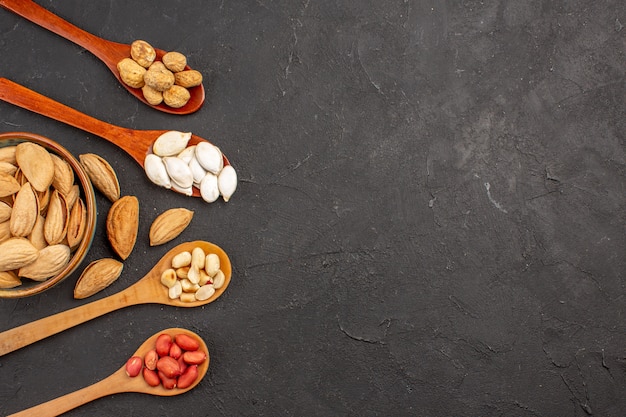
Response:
0,201,11,223
0,237,39,272
0,146,16,164
0,270,20,288
19,244,71,281
15,142,55,192
74,258,123,299
79,153,120,202
149,208,194,246
51,154,75,197
44,190,69,245
0,172,20,197
28,214,47,250
10,182,38,237
0,221,11,243
67,198,87,250
106,195,139,260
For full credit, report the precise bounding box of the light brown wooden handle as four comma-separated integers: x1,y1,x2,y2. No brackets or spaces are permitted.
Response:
0,77,129,146
0,0,112,60
6,371,125,417
0,290,131,356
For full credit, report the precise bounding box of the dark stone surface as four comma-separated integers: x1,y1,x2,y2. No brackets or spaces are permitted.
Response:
0,1,624,416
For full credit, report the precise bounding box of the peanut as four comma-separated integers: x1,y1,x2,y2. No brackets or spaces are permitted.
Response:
125,356,143,377
155,333,173,357
183,350,206,365
176,365,198,389
144,349,158,371
175,334,200,351
169,342,182,360
157,356,181,379
143,368,160,387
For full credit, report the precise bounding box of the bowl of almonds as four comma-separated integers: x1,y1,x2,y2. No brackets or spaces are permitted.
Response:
0,132,97,298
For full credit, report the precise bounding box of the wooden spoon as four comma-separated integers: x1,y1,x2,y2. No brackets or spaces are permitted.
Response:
7,327,210,417
0,77,228,198
0,241,231,356
0,0,205,114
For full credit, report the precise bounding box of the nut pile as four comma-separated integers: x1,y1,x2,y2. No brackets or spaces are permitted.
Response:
125,332,207,390
0,142,88,288
117,40,203,108
144,130,237,203
160,245,226,302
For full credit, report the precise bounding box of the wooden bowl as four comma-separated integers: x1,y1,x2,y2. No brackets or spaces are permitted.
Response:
0,132,97,298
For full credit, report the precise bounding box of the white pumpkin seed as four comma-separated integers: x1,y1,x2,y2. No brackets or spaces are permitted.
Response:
144,154,171,189
195,142,223,174
152,131,192,157
218,165,237,202
188,155,207,184
163,156,193,189
199,172,219,203
177,145,196,164
171,181,193,197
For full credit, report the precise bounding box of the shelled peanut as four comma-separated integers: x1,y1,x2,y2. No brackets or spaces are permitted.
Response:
160,246,225,302
125,332,207,390
117,40,203,108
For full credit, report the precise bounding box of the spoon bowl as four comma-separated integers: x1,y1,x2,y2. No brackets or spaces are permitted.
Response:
0,77,229,198
7,328,210,417
0,0,204,114
0,240,231,356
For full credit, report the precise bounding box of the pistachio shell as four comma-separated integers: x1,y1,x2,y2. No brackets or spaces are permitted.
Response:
152,131,192,157
217,165,238,202
144,154,171,189
195,142,223,174
163,157,193,189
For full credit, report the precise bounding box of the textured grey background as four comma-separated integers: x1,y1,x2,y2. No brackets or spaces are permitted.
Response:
0,1,624,416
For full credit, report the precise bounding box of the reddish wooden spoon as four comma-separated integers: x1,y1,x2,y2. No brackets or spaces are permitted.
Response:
6,328,210,417
0,77,228,197
0,0,205,115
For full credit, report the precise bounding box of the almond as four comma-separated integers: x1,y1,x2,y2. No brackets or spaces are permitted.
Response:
74,258,124,299
51,154,75,197
66,198,87,250
106,195,139,260
149,208,194,246
0,201,12,222
0,237,39,272
10,182,38,237
0,146,17,164
0,270,21,288
19,244,71,281
44,190,69,245
15,142,55,192
28,215,47,250
0,172,20,197
79,153,120,202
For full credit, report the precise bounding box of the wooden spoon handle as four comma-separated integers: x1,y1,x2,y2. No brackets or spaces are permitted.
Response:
0,289,137,356
6,370,127,417
0,77,131,143
0,0,124,67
